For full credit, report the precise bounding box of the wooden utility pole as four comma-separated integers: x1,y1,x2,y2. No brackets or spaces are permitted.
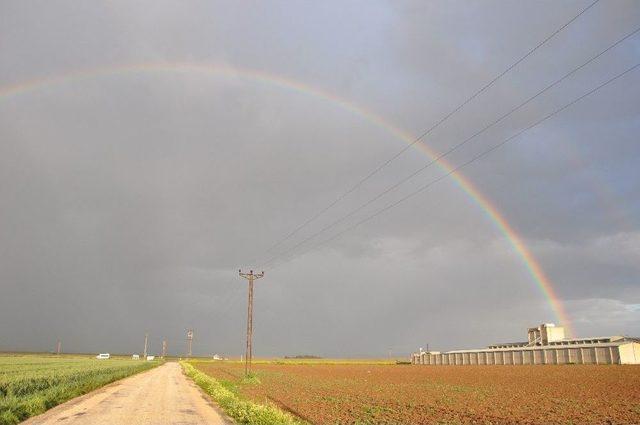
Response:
143,333,148,358
239,269,264,375
187,329,194,357
162,339,167,358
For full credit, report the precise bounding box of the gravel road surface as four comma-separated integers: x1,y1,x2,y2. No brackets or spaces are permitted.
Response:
23,362,229,425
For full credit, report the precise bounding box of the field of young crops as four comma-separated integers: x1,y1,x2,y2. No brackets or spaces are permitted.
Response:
193,360,640,424
0,355,158,425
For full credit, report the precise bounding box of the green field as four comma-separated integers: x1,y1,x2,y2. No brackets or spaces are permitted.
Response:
0,355,159,425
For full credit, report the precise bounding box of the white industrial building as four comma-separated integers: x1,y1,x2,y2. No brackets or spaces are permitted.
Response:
412,323,640,365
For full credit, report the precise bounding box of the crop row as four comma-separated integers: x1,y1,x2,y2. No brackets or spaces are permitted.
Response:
0,356,158,425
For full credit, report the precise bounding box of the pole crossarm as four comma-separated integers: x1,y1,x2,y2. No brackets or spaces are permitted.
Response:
239,270,264,280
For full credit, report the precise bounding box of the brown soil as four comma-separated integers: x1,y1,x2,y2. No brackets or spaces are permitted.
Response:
195,362,640,424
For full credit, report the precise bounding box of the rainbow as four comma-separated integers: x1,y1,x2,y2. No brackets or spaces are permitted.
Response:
0,62,573,335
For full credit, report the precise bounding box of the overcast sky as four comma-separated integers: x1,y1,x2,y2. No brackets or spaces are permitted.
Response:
1,1,639,357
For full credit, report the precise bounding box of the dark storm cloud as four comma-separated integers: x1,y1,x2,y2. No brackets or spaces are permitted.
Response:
0,0,639,357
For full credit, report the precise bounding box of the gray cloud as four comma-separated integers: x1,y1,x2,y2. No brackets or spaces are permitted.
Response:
1,0,639,357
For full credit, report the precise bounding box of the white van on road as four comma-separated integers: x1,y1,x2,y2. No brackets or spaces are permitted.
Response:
96,353,110,359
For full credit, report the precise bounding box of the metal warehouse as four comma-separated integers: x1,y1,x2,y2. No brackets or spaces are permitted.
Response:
412,323,640,365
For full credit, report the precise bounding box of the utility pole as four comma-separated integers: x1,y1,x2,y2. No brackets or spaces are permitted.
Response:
56,340,62,355
187,329,194,357
143,333,148,358
162,339,167,358
239,269,264,375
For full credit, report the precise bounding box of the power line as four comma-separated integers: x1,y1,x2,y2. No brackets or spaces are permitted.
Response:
269,62,639,268
260,26,640,268
255,0,600,263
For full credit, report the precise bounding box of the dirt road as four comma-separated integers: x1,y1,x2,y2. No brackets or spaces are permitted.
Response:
23,362,229,425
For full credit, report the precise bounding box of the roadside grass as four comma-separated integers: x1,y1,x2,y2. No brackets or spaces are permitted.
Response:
181,361,305,425
241,372,262,385
0,356,160,425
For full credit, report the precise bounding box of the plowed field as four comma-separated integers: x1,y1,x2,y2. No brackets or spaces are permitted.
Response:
193,362,640,424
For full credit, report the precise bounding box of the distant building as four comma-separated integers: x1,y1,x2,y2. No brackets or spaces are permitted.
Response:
96,353,110,360
132,354,140,360
412,323,640,365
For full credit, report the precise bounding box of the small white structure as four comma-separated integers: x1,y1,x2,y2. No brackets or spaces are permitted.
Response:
96,353,110,360
212,354,222,360
132,354,140,360
146,355,155,361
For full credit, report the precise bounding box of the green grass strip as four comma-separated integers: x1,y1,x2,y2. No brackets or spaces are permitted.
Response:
181,361,305,425
0,360,160,425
